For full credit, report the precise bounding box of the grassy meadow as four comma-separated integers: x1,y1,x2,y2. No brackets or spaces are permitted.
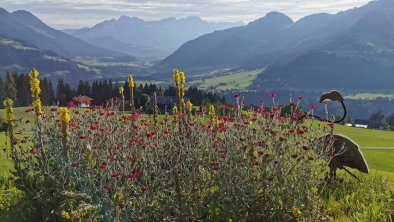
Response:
190,69,262,90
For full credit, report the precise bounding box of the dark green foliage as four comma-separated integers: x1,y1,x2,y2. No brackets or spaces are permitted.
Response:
387,113,394,130
4,72,17,102
368,111,386,129
0,117,6,132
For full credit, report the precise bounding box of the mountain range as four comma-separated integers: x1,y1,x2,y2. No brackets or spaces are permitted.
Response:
1,0,394,91
0,7,240,81
63,16,243,58
160,0,394,91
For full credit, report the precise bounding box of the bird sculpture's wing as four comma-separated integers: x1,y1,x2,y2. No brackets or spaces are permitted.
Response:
332,134,369,174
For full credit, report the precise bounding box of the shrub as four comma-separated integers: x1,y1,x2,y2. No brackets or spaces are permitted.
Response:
8,102,339,221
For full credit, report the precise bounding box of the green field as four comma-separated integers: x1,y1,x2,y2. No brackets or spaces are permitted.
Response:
190,69,262,90
335,124,394,147
344,93,394,100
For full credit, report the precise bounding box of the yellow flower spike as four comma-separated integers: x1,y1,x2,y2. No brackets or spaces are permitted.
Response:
292,207,301,218
28,68,42,117
3,98,15,124
172,105,178,115
127,75,135,89
208,105,215,118
186,100,193,113
113,192,124,201
119,87,124,95
61,210,72,220
179,72,186,85
59,107,71,127
173,69,180,83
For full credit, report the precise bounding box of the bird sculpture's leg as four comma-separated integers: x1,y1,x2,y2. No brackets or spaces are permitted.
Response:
341,167,360,181
329,167,336,180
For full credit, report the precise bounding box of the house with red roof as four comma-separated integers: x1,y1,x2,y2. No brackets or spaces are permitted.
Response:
73,96,93,108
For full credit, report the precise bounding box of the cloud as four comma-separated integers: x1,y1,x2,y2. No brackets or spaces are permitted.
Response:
0,0,372,28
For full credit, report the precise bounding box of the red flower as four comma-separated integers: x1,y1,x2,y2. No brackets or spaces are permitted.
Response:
146,131,156,138
297,130,305,136
191,188,199,193
308,156,315,161
268,92,277,98
327,123,335,129
302,145,309,151
211,163,220,171
112,171,120,178
141,186,148,192
99,162,107,170
50,108,57,112
30,149,38,154
291,154,299,159
104,184,113,190
308,104,317,109
233,93,241,98
71,162,78,168
79,135,88,139
119,202,126,209
257,140,266,147
267,176,274,182
297,96,303,100
90,124,98,130
127,169,142,180
258,150,264,155
330,152,337,157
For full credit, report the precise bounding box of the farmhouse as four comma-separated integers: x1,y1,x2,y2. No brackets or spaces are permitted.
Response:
73,95,93,108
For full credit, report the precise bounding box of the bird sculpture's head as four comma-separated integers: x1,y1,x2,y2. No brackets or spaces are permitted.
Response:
319,91,344,103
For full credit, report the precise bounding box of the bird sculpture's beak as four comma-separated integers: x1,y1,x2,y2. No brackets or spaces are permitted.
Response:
319,91,345,103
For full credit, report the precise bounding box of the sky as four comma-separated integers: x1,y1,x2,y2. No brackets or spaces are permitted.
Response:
0,0,372,29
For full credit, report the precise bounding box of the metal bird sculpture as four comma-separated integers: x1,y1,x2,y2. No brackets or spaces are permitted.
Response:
303,90,369,181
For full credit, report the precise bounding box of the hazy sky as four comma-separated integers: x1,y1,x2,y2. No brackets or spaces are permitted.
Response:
0,0,372,29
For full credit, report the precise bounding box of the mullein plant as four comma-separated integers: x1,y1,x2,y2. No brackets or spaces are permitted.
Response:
173,69,186,113
185,99,193,121
152,91,159,126
3,98,15,152
119,87,125,112
28,68,43,119
60,107,70,156
127,75,135,113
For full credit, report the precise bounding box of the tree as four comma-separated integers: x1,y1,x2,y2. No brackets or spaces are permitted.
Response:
4,72,17,102
16,73,32,107
0,76,4,108
387,113,394,130
368,111,386,129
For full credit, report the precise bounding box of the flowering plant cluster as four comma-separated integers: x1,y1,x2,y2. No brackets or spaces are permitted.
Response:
9,96,341,221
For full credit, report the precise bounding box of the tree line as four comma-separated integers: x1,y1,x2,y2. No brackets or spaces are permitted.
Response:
368,111,394,131
0,72,224,109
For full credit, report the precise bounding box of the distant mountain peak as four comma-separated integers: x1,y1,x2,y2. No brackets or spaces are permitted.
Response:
248,11,293,27
12,10,42,24
117,15,144,23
